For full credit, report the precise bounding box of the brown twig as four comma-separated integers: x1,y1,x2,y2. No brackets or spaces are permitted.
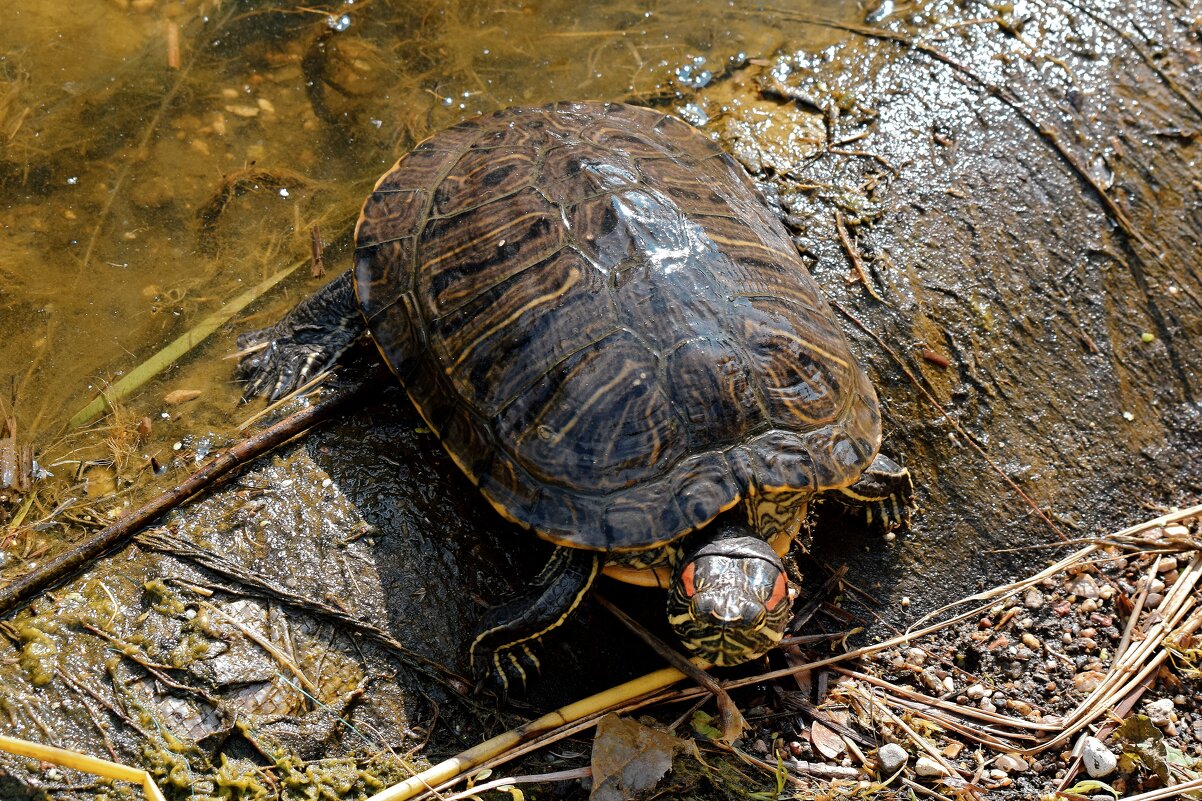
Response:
594,593,747,742
0,381,365,618
834,210,886,303
309,224,326,277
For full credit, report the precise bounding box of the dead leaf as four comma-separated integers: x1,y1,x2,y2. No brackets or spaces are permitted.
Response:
590,714,689,801
164,389,203,405
810,720,846,759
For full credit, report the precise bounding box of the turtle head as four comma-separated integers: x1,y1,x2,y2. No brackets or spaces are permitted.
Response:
666,535,790,666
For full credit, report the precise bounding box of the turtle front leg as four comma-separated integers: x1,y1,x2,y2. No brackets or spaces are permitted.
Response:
831,453,916,530
237,270,366,401
470,547,601,693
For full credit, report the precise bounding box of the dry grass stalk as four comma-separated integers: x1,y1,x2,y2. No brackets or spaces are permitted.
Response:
366,666,686,801
0,734,166,801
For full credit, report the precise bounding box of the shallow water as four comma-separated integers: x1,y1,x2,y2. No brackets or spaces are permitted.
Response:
0,0,857,442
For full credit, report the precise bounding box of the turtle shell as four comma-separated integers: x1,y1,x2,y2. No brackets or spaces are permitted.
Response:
352,101,881,552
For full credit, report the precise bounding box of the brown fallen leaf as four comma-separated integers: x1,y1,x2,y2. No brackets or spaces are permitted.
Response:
164,389,203,405
809,720,846,760
590,715,690,801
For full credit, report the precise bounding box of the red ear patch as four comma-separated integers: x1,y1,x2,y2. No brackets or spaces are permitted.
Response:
767,571,787,610
679,562,696,597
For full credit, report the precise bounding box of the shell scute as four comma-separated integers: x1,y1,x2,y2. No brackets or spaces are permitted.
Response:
355,238,416,321
665,337,761,449
430,249,611,416
417,186,563,314
431,149,539,216
356,190,428,247
735,296,852,425
497,330,686,492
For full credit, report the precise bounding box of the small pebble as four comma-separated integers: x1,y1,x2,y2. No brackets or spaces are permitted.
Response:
1145,593,1164,609
995,754,1028,773
906,647,926,666
1071,575,1099,598
914,756,948,777
225,104,260,117
1079,598,1098,613
965,683,987,700
877,743,908,774
1164,524,1190,537
989,768,1007,781
1158,556,1179,573
1023,589,1045,609
1021,633,1042,650
1081,736,1116,778
1145,698,1175,724
1074,670,1106,692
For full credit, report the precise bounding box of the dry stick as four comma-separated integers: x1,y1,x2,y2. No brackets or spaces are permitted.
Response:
0,382,364,617
440,767,591,801
1114,554,1161,662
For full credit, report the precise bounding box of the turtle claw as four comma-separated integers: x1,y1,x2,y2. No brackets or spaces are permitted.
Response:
470,642,541,697
233,270,366,402
235,327,336,402
831,453,916,531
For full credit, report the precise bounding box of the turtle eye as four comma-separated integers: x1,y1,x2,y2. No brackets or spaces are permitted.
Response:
766,571,788,611
680,561,697,597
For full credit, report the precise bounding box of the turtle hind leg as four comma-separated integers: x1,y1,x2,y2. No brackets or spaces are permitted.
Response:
470,547,600,694
831,453,916,531
237,270,366,401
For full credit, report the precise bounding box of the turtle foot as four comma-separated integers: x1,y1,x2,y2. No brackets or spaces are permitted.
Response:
470,640,543,696
234,270,365,402
468,547,600,694
832,453,916,531
235,326,341,402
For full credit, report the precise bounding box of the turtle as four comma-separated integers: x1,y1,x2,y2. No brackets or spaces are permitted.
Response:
236,101,914,689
